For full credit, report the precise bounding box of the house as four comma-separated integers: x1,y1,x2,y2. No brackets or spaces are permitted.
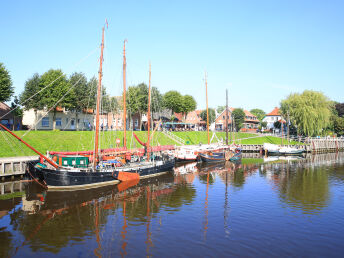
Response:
185,110,206,130
262,107,282,130
22,108,94,130
0,102,22,130
214,107,259,132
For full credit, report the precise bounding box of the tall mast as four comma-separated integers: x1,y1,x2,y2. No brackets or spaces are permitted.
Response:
147,63,152,160
94,27,105,169
123,40,127,148
225,89,228,145
205,71,210,145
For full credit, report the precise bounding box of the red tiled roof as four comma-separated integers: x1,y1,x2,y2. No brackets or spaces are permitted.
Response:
266,107,280,116
174,112,183,121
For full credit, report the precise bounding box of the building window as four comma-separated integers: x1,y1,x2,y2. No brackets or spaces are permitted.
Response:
135,119,138,127
56,118,62,126
42,117,49,127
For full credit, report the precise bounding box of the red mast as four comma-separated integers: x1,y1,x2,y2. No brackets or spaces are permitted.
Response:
0,124,58,168
147,63,152,160
123,40,127,148
94,27,105,169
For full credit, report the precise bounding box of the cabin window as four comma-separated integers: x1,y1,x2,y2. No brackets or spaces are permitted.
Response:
42,117,49,127
72,160,76,165
80,160,84,164
63,160,68,165
56,118,62,126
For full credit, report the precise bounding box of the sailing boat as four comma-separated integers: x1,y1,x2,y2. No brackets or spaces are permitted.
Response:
0,26,174,190
198,89,242,163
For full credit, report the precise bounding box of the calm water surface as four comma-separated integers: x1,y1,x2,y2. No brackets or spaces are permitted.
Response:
1,153,344,257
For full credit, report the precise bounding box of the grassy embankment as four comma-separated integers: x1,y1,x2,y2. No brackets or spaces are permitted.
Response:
0,130,300,157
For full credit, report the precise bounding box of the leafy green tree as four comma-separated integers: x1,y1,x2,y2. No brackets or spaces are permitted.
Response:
181,95,197,119
232,108,245,131
280,90,332,136
86,76,98,109
163,90,183,114
335,103,344,117
217,106,225,114
200,108,216,125
69,73,89,130
151,87,163,113
250,108,265,121
40,69,72,130
20,73,45,130
0,63,14,102
261,121,267,128
274,120,281,129
333,116,344,136
10,96,23,130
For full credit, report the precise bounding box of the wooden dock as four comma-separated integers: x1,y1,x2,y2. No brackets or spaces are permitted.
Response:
0,156,39,179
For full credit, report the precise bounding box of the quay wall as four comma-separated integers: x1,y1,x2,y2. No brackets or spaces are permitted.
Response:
0,156,39,178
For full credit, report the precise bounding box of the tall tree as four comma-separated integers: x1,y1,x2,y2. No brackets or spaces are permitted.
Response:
181,95,197,119
0,63,14,102
20,73,44,130
335,103,344,117
232,108,245,131
163,90,183,114
10,96,23,130
280,90,331,136
40,69,72,130
200,108,216,125
69,72,89,130
151,87,163,113
250,108,266,121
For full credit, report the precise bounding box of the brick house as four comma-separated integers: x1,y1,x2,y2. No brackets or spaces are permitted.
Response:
215,107,259,132
0,102,22,130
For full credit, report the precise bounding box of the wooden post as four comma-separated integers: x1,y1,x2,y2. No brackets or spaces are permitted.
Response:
225,89,228,145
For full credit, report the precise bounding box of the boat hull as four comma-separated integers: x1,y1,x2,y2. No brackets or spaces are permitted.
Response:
267,150,304,156
199,151,241,163
33,159,175,190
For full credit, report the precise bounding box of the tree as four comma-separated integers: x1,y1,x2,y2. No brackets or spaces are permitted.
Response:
261,121,267,128
217,106,225,114
333,116,344,136
20,73,45,130
250,108,266,121
69,73,89,130
280,90,332,136
0,63,14,102
163,91,183,114
273,120,281,129
335,103,344,117
40,69,72,130
232,108,245,131
200,108,216,126
10,96,23,130
151,87,163,113
181,95,197,119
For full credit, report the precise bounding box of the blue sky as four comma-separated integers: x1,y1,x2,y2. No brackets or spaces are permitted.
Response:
1,0,343,113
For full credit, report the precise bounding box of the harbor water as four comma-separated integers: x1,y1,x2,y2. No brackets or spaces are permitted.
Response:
1,153,344,257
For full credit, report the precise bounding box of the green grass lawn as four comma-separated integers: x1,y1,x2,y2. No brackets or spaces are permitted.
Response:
0,130,300,157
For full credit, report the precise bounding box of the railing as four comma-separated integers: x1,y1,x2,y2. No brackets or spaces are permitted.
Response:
162,128,186,145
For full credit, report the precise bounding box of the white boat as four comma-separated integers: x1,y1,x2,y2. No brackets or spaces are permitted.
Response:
175,144,221,162
263,143,304,156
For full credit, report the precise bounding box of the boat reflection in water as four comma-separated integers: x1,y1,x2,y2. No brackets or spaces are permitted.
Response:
2,152,344,257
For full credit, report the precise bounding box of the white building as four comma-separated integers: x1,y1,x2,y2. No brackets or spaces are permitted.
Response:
262,107,282,130
22,107,94,130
